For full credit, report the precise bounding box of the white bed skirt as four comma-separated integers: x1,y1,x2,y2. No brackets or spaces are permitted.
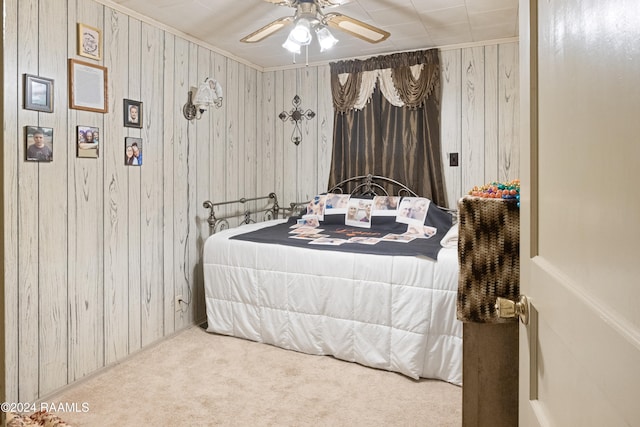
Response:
203,220,462,385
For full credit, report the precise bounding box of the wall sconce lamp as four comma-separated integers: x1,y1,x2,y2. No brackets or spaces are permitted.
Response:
183,77,223,121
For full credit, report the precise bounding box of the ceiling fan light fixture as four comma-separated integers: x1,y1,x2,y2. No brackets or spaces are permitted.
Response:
289,18,313,45
282,34,302,54
316,26,338,51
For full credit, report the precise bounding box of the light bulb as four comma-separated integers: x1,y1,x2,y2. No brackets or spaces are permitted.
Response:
289,18,312,45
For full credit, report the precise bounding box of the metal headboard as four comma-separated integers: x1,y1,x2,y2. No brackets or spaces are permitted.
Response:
282,174,420,218
328,174,457,220
202,193,279,234
328,174,419,197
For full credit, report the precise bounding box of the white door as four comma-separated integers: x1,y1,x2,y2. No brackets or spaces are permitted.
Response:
519,0,640,425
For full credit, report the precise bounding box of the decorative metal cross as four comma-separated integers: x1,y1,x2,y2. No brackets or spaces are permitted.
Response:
279,95,316,146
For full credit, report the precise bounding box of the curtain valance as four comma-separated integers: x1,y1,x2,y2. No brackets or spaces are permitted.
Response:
330,49,439,113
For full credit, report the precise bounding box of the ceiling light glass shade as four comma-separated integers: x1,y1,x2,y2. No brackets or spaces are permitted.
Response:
316,26,338,51
282,34,302,54
289,18,312,45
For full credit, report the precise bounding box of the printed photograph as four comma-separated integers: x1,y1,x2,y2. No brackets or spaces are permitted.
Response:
396,197,430,226
289,233,328,240
124,137,142,166
305,194,327,221
124,99,143,128
291,216,320,228
77,125,99,158
382,233,416,243
309,237,348,246
372,196,400,216
25,126,53,162
289,226,324,234
405,224,437,239
324,193,350,214
347,236,380,245
345,198,373,228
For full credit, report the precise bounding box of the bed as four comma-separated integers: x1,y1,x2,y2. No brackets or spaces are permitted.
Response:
202,175,462,385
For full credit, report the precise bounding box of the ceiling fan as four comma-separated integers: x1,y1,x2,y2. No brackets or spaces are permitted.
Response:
240,0,390,52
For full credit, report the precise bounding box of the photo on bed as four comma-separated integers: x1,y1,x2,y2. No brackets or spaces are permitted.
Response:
372,196,400,216
291,216,320,228
405,224,437,239
345,198,374,228
289,232,329,240
347,236,381,245
396,197,431,226
309,237,348,246
381,233,417,243
305,194,327,221
324,193,350,214
289,226,324,234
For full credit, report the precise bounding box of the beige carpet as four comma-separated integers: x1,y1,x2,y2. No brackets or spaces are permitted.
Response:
50,325,461,426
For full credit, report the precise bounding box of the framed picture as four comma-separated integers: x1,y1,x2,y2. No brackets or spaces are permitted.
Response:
124,137,142,166
77,125,99,158
123,99,143,128
25,126,53,162
24,74,54,113
77,23,102,60
69,59,108,113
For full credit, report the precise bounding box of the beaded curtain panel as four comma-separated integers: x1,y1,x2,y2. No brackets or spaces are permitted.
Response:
456,196,520,323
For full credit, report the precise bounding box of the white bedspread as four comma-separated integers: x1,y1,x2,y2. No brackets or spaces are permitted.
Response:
203,219,462,385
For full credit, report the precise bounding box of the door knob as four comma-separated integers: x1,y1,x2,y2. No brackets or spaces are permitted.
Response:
495,295,529,325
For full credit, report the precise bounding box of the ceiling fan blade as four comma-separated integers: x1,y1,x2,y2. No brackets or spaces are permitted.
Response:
325,13,390,43
263,0,293,5
240,16,294,43
317,0,350,6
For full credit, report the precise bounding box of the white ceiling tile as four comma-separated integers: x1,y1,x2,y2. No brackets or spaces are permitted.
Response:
420,6,470,28
465,0,518,14
104,0,519,69
413,0,467,12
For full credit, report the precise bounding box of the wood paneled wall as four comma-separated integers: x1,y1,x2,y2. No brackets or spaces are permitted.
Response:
441,43,520,208
2,0,518,402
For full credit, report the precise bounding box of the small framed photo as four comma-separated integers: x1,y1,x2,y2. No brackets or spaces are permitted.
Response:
69,59,108,113
123,99,143,128
77,125,99,158
77,23,102,60
25,126,53,162
125,137,142,166
24,74,54,113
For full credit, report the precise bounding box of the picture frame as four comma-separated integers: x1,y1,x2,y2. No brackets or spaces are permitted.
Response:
124,137,143,166
25,126,53,162
77,23,102,60
24,74,54,113
123,99,143,128
77,125,99,159
69,59,108,113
